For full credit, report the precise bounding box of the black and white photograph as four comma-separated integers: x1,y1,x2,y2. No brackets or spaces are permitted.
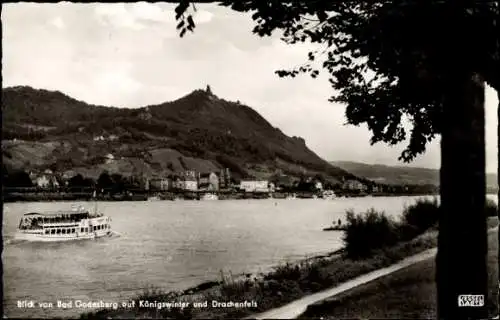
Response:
2,2,499,319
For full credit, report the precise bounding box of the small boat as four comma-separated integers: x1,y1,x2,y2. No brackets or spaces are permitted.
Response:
322,190,336,200
286,193,297,200
201,193,219,201
322,226,347,231
15,206,112,242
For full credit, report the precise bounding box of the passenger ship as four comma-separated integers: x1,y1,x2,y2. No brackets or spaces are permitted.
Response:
15,207,112,242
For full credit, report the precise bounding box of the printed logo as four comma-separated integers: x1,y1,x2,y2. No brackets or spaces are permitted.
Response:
458,295,484,307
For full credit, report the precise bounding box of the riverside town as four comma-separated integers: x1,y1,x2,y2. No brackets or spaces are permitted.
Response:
4,167,439,202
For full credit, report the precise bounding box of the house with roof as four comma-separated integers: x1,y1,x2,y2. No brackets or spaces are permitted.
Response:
343,179,368,192
181,170,198,191
31,170,60,189
218,168,231,189
149,177,170,191
198,172,219,191
240,180,270,193
171,175,184,190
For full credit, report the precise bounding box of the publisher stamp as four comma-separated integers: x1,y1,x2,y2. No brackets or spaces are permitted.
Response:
458,294,484,307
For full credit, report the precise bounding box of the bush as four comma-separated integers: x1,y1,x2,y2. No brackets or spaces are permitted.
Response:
343,198,495,260
343,208,400,259
401,197,440,236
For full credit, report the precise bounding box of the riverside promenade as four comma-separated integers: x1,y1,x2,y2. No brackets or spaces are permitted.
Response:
250,223,499,319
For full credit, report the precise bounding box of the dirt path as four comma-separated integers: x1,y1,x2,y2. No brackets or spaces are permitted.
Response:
246,248,438,319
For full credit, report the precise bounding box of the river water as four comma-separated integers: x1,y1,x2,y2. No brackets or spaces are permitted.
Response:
3,196,436,318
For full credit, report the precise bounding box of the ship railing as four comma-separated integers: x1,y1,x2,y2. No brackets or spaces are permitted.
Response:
41,222,81,227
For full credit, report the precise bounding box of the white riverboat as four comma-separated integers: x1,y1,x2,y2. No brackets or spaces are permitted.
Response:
15,207,112,242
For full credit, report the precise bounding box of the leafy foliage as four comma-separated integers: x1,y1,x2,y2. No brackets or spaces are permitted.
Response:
3,167,33,188
401,198,440,236
344,198,499,259
343,208,400,259
174,1,500,162
485,199,498,217
97,171,113,191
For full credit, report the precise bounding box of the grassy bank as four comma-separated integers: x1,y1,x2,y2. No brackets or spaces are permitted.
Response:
81,199,498,319
300,219,499,319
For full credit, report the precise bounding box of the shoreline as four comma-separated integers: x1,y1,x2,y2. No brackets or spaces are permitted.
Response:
81,215,498,320
3,192,441,203
80,230,441,319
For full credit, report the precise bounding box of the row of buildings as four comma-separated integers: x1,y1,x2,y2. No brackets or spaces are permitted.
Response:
147,169,280,192
27,168,374,193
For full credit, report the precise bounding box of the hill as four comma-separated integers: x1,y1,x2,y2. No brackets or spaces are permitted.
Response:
330,161,498,190
2,85,358,183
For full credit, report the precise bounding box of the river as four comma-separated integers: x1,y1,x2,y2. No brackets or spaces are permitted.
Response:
3,196,437,318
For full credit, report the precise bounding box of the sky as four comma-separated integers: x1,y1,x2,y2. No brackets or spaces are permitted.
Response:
2,2,499,173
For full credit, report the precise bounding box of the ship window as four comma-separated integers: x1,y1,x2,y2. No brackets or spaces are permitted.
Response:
45,230,49,234
72,228,75,233
57,229,61,234
62,229,66,234
51,229,55,234
85,227,88,232
98,225,101,230
81,228,84,233
93,226,96,231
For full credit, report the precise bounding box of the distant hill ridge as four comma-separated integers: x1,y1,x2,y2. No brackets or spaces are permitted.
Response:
2,85,359,183
331,160,498,190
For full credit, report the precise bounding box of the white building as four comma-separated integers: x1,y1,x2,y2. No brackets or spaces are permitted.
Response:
36,176,50,188
343,179,368,192
184,180,198,191
240,180,270,193
268,182,276,193
315,181,323,191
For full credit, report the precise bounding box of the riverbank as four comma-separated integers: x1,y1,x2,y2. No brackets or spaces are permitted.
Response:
300,222,499,319
80,201,489,319
3,191,439,203
81,234,440,319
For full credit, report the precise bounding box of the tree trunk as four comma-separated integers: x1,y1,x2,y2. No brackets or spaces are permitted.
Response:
497,90,500,318
437,71,488,319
